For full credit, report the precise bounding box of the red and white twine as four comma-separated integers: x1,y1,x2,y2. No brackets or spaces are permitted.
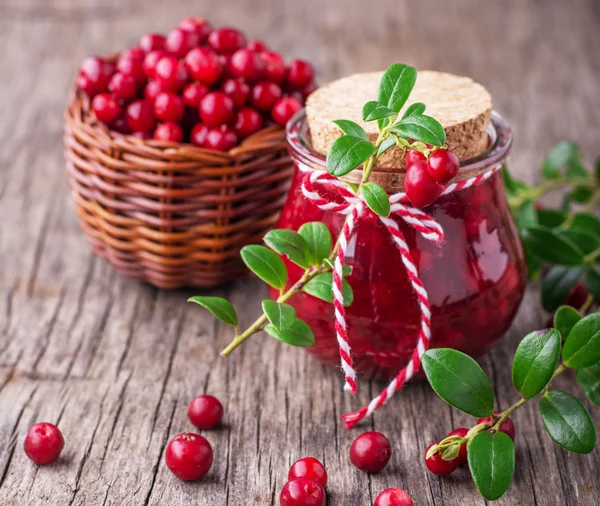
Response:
299,162,502,428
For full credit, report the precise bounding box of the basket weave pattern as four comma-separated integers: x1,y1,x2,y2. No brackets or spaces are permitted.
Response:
64,90,293,289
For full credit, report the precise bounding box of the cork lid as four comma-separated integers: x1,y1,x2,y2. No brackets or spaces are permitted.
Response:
306,71,492,176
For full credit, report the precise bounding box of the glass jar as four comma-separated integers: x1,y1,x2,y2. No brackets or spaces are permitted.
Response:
270,110,526,381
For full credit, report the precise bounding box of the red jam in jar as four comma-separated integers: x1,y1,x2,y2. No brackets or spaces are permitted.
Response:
270,110,526,381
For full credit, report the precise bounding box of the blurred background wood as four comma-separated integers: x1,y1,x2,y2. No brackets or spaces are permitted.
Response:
0,0,598,504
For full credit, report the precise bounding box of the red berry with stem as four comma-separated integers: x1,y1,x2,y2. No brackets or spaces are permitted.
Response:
143,50,167,79
165,27,200,58
92,93,122,124
427,149,460,183
116,51,145,84
286,59,315,89
446,428,469,465
165,433,213,481
424,442,459,476
280,478,326,506
185,47,223,85
230,48,265,82
155,56,189,91
234,107,263,138
204,126,238,151
183,82,210,108
208,27,247,54
154,122,183,142
288,457,327,488
251,81,282,111
190,123,209,147
178,17,213,42
125,99,156,132
477,412,516,441
374,489,414,506
108,72,137,100
139,33,166,53
247,40,267,52
222,78,250,108
271,96,302,126
144,80,164,103
199,91,235,127
349,431,392,473
24,423,64,465
153,92,185,122
261,51,286,83
404,160,444,208
405,149,426,168
187,395,224,429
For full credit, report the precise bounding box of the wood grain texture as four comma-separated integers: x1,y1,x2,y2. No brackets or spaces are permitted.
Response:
0,0,598,505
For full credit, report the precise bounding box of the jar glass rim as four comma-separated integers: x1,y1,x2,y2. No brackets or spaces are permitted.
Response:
285,109,512,172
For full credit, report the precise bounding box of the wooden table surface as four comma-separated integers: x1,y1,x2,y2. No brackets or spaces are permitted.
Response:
0,0,598,504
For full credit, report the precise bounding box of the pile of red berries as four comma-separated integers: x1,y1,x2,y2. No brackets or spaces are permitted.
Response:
404,148,460,207
280,457,328,506
76,17,316,151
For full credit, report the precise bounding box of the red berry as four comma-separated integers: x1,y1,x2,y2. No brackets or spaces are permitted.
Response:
108,72,137,100
91,93,122,124
184,47,223,85
374,488,414,506
165,433,213,481
208,27,247,54
154,122,183,142
288,457,327,488
139,33,166,53
261,51,286,83
122,47,146,61
477,413,516,441
144,80,164,103
165,27,200,58
155,56,189,91
204,127,238,152
132,130,152,140
349,431,392,474
280,477,326,506
24,423,64,465
178,17,213,43
299,81,317,101
230,48,265,82
405,150,426,168
116,51,145,84
143,50,167,79
427,149,460,183
112,117,132,134
199,91,235,127
251,81,282,111
271,97,302,126
187,395,224,429
190,123,209,147
286,59,315,89
446,428,469,466
234,107,263,138
125,99,156,132
247,40,267,52
404,160,444,208
154,92,185,122
566,283,590,308
78,56,114,96
425,442,459,476
183,82,210,108
222,78,250,108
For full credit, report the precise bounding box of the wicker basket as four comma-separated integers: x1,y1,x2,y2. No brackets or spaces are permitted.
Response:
63,89,294,289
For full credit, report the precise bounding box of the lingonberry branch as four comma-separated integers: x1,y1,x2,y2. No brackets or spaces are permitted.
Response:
507,177,596,210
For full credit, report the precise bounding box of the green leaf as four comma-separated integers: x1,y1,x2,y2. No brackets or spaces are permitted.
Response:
361,182,390,217
554,306,582,339
571,186,593,203
468,431,515,501
562,313,600,370
541,266,583,312
188,296,238,328
298,222,333,266
264,319,315,347
576,364,600,406
303,272,353,306
512,329,561,398
261,300,296,331
324,259,352,277
595,156,600,183
391,115,446,146
378,63,417,114
240,245,287,290
402,102,426,118
422,348,494,417
539,390,596,454
558,229,600,255
377,135,396,157
515,201,538,230
524,243,543,281
566,158,589,181
586,268,600,301
362,101,397,122
542,141,579,180
326,135,377,177
502,165,528,196
264,229,311,269
522,226,585,266
571,213,600,239
537,209,567,229
332,119,368,140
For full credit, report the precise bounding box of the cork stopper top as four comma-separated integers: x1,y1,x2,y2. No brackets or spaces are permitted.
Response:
306,70,492,175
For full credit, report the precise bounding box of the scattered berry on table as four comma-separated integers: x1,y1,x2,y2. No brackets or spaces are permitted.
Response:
349,431,392,473
404,159,444,208
427,149,460,183
288,457,327,488
280,477,326,506
477,413,516,441
374,488,414,506
446,427,469,465
165,433,213,481
424,441,459,476
187,394,224,429
24,423,64,465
